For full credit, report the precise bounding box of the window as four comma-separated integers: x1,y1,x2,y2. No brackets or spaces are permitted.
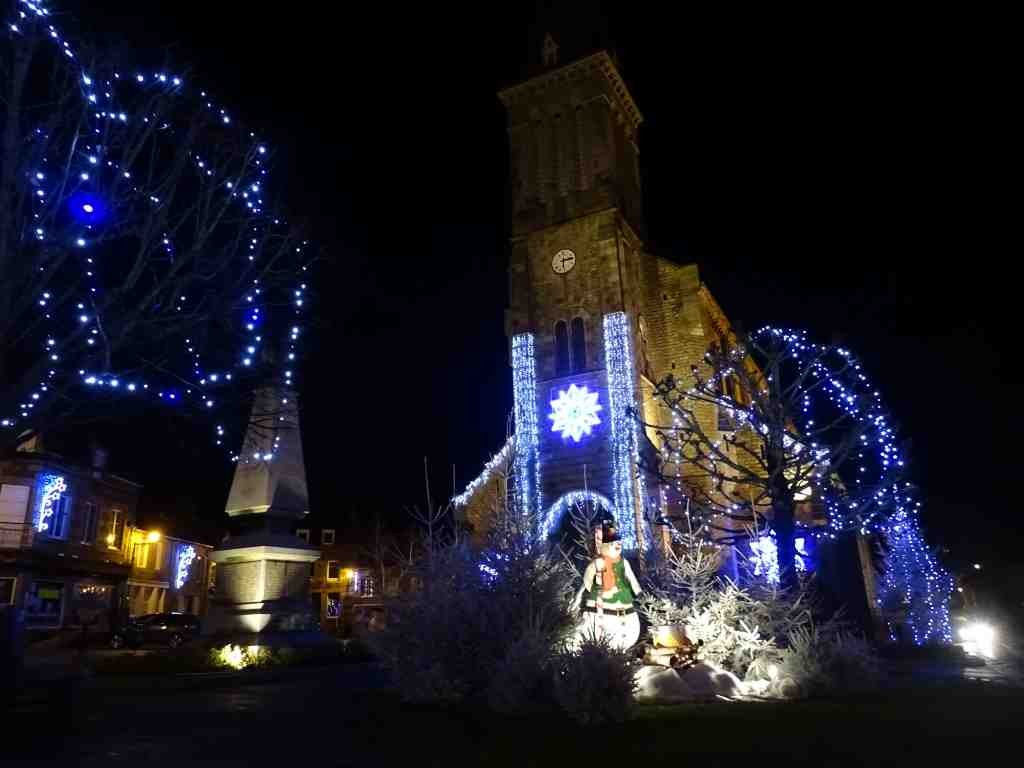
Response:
107,509,125,549
321,529,335,546
0,577,15,604
326,560,340,580
349,569,376,598
0,485,30,548
46,494,71,540
134,542,150,569
0,484,30,525
570,317,586,372
81,502,98,544
554,320,570,376
295,528,310,544
326,592,341,619
25,580,64,626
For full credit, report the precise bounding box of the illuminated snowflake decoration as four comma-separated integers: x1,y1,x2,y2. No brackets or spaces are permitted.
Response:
549,384,602,442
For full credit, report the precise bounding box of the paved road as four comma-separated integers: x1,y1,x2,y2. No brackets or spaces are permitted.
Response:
9,664,392,766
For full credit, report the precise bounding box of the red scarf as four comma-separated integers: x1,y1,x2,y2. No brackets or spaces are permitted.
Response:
600,555,618,592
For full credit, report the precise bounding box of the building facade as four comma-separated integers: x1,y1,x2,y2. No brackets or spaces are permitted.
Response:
458,38,745,550
1,449,215,635
294,524,397,633
1,451,140,633
127,530,214,619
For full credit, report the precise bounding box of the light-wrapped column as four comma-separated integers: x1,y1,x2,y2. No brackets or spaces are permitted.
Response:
511,333,541,524
603,312,645,549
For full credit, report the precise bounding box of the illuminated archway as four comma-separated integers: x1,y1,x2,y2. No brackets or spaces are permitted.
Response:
540,490,615,542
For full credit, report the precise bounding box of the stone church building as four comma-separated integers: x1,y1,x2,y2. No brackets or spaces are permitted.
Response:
456,35,745,552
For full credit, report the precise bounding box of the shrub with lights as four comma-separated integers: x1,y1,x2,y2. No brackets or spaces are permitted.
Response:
2,1,314,457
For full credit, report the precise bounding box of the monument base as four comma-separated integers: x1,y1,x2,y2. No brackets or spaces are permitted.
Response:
204,536,321,641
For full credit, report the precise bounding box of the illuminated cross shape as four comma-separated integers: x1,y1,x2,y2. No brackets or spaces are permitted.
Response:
549,384,602,442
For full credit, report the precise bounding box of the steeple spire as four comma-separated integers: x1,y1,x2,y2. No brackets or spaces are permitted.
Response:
542,32,559,68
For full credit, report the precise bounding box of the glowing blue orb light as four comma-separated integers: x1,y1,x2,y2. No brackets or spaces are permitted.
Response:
549,384,602,442
68,192,107,224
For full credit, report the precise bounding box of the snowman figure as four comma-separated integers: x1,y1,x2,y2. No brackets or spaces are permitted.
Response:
572,523,642,650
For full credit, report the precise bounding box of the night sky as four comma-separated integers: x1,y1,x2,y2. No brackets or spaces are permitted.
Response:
77,2,1012,562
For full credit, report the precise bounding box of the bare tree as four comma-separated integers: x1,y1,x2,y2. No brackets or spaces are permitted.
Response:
2,8,312,453
644,327,905,590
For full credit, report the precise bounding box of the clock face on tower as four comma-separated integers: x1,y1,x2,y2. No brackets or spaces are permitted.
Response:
552,249,576,275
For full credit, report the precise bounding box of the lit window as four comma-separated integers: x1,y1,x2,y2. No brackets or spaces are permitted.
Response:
327,561,340,580
326,592,341,618
349,569,376,597
322,529,335,546
25,580,64,626
295,528,310,544
108,509,125,548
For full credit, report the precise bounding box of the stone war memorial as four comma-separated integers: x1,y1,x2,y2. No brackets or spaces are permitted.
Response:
204,384,323,646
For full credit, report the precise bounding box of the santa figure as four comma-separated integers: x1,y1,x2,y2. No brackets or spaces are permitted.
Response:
572,523,642,650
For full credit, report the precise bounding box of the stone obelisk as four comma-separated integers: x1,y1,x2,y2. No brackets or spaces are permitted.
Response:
205,384,320,640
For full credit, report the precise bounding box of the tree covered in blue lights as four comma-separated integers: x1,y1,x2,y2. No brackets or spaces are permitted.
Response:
1,1,314,457
878,505,953,644
646,327,935,604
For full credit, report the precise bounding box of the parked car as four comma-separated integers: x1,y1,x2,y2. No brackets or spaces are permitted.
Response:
110,612,200,649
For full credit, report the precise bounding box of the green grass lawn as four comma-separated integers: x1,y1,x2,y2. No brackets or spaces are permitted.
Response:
12,664,1023,766
346,681,1024,767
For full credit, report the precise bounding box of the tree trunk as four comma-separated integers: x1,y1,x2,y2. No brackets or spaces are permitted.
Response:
773,502,798,592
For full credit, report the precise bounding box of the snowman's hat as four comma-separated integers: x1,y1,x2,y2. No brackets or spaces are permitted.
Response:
600,523,622,544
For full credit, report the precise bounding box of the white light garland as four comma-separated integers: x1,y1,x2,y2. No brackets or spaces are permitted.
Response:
452,436,513,507
540,490,614,541
511,333,540,521
604,312,644,550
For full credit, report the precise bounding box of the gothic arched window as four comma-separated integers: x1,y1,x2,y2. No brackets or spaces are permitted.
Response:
571,317,586,373
554,320,570,376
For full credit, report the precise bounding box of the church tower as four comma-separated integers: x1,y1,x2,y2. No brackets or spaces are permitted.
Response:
498,36,654,548
456,32,743,554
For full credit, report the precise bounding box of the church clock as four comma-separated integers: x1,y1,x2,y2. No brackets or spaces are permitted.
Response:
551,249,576,275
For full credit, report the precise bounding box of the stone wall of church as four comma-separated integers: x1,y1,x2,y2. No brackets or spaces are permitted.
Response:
509,209,629,381
502,62,643,238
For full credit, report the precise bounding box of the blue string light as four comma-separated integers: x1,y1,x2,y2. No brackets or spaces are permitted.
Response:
660,325,952,642
2,1,315,459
